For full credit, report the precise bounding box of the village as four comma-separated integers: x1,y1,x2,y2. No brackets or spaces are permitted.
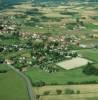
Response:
0,15,98,73
1,1,98,100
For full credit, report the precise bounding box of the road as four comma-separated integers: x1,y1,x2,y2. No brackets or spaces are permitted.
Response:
7,64,36,100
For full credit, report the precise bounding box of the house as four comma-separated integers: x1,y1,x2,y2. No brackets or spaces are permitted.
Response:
93,34,98,38
79,44,87,48
5,59,14,65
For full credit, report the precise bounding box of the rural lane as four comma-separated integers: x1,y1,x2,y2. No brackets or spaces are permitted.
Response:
7,64,36,100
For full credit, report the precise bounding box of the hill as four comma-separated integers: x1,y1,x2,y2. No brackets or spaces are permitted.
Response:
0,0,98,9
0,0,29,9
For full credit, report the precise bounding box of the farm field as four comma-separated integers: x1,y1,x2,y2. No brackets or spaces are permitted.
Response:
77,49,98,62
77,49,98,71
56,57,91,70
0,64,29,100
25,66,98,85
39,95,98,100
1,1,98,36
34,84,98,100
25,49,98,85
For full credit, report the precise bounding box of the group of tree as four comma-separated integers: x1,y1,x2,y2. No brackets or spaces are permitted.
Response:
83,63,98,75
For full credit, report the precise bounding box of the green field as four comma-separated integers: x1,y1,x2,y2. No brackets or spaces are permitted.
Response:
25,49,98,85
77,49,98,62
86,23,98,30
25,67,98,85
0,64,29,100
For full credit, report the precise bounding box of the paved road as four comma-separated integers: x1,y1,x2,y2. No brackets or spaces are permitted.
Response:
7,64,36,100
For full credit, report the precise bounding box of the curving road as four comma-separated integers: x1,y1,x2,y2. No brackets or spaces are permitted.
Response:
7,64,36,100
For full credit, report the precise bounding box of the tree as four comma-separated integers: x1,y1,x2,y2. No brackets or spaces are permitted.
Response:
36,95,40,100
56,89,62,95
32,80,45,87
72,52,78,57
83,63,96,75
43,91,50,95
0,58,4,64
65,89,75,94
76,18,80,23
0,47,4,52
0,70,6,73
76,90,80,94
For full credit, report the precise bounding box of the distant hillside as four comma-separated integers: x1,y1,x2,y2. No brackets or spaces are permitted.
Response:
0,0,29,9
34,0,98,2
33,0,98,4
33,0,68,4
0,0,98,9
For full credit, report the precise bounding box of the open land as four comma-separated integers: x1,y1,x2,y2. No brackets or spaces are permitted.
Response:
0,1,98,100
34,84,98,100
0,64,29,100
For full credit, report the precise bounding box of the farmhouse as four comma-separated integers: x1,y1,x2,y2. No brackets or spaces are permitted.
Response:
5,59,14,65
93,34,98,38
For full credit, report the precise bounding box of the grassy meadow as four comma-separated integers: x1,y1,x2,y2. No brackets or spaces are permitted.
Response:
0,64,29,100
1,1,98,100
25,49,98,85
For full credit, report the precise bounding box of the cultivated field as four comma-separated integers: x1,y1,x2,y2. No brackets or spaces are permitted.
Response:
1,1,98,35
56,57,91,70
34,84,98,100
77,49,98,62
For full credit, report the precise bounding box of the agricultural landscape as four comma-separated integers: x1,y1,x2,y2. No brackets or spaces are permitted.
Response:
0,0,98,100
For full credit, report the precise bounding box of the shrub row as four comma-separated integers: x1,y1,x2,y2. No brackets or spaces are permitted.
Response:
31,80,98,87
67,81,98,85
32,81,46,87
0,70,7,73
